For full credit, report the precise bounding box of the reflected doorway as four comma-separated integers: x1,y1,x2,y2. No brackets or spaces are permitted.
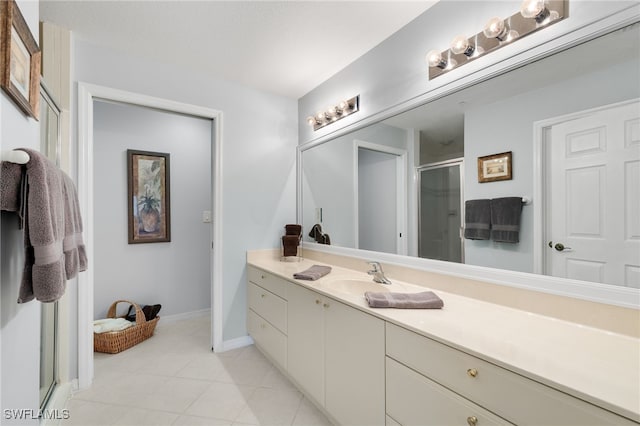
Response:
418,159,464,263
355,140,407,255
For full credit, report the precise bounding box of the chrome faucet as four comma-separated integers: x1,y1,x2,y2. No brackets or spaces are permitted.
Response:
367,261,392,285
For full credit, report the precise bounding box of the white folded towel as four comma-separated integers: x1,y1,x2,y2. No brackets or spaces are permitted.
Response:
93,318,134,334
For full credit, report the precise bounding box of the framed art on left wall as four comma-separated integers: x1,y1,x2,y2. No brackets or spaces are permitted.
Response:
0,0,41,119
127,150,171,244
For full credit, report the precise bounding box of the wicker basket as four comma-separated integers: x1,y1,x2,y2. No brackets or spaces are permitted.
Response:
94,300,160,354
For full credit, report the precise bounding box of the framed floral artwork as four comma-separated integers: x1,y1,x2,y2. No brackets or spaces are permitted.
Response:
0,0,41,119
127,150,171,243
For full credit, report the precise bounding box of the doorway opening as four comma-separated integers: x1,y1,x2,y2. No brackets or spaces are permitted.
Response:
77,83,223,389
354,140,407,255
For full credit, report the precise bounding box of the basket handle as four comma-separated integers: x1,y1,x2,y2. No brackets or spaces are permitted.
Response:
106,300,146,325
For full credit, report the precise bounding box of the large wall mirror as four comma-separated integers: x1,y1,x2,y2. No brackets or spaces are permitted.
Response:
300,22,640,294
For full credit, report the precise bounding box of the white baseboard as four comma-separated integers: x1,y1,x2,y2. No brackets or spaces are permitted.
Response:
157,308,211,324
217,335,253,353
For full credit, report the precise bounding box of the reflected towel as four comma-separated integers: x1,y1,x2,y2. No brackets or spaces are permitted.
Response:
464,199,491,240
293,265,332,281
93,318,134,334
490,197,523,243
365,291,444,309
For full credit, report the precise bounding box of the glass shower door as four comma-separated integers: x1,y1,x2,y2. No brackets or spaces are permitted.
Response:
39,81,61,410
418,160,464,263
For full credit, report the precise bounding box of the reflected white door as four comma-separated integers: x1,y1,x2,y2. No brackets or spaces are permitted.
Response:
547,100,640,288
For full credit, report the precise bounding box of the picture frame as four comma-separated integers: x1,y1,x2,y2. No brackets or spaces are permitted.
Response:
477,151,512,183
0,0,41,119
127,150,171,244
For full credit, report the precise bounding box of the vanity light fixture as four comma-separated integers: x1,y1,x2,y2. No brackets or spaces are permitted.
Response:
306,95,360,131
426,0,567,80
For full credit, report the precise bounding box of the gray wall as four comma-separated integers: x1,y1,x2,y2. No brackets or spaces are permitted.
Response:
93,101,212,319
0,1,41,423
464,56,640,273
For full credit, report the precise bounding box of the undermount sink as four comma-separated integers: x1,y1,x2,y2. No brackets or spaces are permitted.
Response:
324,278,403,296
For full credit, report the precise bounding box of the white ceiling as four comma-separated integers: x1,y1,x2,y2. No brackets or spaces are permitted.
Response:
40,1,437,99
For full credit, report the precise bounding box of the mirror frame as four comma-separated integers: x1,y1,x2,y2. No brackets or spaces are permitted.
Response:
297,6,640,309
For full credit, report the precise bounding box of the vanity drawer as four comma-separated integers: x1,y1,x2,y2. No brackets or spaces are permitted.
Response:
386,357,511,426
248,266,288,299
386,323,635,426
248,309,287,368
248,282,287,333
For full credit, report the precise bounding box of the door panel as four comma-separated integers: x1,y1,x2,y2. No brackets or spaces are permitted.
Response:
547,100,640,287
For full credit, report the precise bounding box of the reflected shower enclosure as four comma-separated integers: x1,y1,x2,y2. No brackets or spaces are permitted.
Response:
418,160,464,263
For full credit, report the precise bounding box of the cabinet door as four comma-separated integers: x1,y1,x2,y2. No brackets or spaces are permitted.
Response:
386,357,512,426
287,283,325,405
325,298,385,426
247,309,287,368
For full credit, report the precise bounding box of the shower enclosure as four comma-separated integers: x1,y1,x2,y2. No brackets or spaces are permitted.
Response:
418,159,464,263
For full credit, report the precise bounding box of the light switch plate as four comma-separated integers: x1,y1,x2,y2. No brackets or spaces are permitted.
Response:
202,210,212,223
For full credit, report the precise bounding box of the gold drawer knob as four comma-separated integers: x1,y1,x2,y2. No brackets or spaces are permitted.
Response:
323,303,330,308
260,323,266,329
315,299,321,305
261,275,266,279
261,294,266,298
467,416,478,426
467,368,478,378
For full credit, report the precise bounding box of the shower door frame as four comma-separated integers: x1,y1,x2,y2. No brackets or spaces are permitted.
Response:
417,158,465,263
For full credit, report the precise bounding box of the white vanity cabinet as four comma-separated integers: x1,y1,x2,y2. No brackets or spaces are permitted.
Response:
287,282,386,426
386,323,637,426
246,266,288,368
386,357,512,426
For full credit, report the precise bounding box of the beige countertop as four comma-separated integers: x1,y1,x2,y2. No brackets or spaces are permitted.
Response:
247,251,640,422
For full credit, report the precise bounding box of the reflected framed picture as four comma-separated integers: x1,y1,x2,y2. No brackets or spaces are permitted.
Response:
0,0,41,119
127,150,171,244
477,151,512,183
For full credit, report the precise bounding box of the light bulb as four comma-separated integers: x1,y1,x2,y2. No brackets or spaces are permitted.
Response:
483,17,508,40
540,9,560,25
338,100,349,111
426,49,446,68
316,112,325,123
505,30,520,42
450,35,474,56
326,106,337,118
306,116,316,127
520,0,550,22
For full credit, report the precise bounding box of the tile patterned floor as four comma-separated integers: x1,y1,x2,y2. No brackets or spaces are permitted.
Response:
63,315,332,426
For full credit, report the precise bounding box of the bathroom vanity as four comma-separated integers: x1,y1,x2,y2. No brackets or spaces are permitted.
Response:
246,250,639,426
